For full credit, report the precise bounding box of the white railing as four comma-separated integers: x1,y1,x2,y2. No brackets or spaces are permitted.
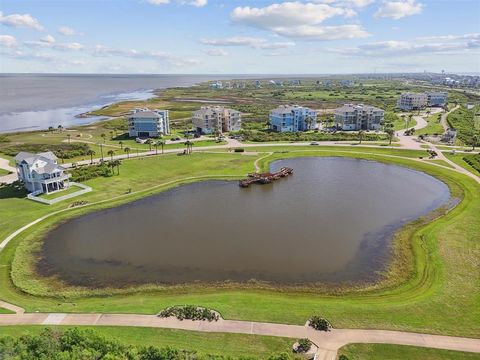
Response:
27,182,92,205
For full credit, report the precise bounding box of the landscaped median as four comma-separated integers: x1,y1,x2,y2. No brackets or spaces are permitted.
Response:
0,147,478,342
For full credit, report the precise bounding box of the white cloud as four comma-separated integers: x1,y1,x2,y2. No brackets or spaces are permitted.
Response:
374,0,424,20
147,0,170,4
327,35,480,57
181,0,207,7
0,11,44,31
92,45,198,67
40,35,56,44
230,2,369,40
204,48,228,56
0,34,17,47
200,36,295,49
148,0,207,6
58,26,77,36
312,0,375,7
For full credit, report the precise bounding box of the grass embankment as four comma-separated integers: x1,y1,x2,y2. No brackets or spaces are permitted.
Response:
448,106,480,145
416,113,444,136
338,344,480,360
0,307,14,314
444,153,480,174
0,326,295,357
0,148,478,338
0,168,11,176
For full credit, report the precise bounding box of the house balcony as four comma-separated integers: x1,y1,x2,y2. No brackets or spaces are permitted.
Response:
40,173,71,185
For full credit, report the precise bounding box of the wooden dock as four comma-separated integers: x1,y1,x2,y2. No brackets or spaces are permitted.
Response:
239,167,293,188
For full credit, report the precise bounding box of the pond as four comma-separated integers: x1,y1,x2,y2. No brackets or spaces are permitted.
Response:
37,157,451,287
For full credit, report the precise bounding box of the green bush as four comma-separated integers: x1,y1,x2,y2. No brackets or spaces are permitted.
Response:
463,154,480,173
234,148,245,152
338,355,349,360
69,163,113,182
294,338,312,353
240,130,386,142
308,316,332,331
158,305,219,322
0,143,90,159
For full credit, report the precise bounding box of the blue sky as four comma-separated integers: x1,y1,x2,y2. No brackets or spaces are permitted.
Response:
0,0,479,74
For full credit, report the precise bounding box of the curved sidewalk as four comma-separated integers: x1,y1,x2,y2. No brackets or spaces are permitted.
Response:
0,312,479,357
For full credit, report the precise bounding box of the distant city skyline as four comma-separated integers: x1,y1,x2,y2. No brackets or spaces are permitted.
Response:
0,0,479,74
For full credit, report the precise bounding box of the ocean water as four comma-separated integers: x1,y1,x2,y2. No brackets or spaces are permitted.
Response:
0,74,237,133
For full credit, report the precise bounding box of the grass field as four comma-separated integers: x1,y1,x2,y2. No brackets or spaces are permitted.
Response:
0,307,14,314
338,343,480,360
0,168,11,176
0,148,478,341
416,113,444,136
38,184,83,200
0,325,296,357
444,153,480,174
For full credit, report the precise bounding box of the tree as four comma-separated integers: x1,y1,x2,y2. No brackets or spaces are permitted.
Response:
113,159,121,175
153,141,159,155
304,116,314,131
99,143,104,161
119,141,124,150
158,139,165,154
100,133,106,143
470,134,479,151
109,130,114,140
57,124,63,132
67,134,71,143
146,138,152,151
57,149,65,164
184,140,193,154
408,114,414,127
358,129,364,144
401,114,406,128
107,149,115,161
86,149,95,164
384,123,395,145
124,147,131,158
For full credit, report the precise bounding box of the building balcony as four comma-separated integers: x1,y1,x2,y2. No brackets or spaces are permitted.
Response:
40,173,70,184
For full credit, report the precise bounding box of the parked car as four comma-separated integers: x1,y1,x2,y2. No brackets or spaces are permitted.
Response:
310,142,319,146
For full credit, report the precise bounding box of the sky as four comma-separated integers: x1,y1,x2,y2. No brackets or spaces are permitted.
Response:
0,0,479,74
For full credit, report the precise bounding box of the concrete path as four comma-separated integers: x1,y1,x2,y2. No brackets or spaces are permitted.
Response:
0,312,479,357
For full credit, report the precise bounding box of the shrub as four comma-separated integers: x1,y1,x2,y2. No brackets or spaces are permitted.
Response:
294,338,312,353
234,148,245,152
69,163,113,182
308,316,332,331
339,355,349,360
158,305,219,322
0,143,90,159
463,154,480,173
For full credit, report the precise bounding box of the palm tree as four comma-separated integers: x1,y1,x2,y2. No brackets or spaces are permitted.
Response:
99,143,104,161
408,114,413,127
124,147,131,158
100,133,106,143
358,130,364,144
304,116,314,131
57,149,65,164
146,138,152,151
119,141,124,150
112,159,121,175
109,130,114,140
57,125,63,132
67,134,71,143
86,149,95,164
384,124,395,145
401,114,406,128
158,139,165,154
184,140,193,154
107,149,115,161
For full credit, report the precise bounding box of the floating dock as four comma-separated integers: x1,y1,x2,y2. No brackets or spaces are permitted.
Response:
239,167,293,187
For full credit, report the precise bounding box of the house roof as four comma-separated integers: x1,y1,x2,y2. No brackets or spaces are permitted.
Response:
335,104,383,113
15,151,57,165
128,110,161,119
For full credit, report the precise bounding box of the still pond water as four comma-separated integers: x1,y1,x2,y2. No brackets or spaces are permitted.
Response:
38,157,450,287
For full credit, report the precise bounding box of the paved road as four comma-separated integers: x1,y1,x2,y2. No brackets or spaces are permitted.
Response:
0,311,479,357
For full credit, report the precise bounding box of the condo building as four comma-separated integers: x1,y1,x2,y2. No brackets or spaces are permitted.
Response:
192,106,242,134
269,105,317,132
128,108,170,138
334,104,384,131
398,92,448,110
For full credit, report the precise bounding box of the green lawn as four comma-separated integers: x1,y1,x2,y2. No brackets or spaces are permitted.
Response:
0,325,296,357
0,148,478,340
444,153,479,174
338,343,480,360
416,113,445,136
38,184,84,200
0,307,14,314
0,168,11,176
426,159,456,169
